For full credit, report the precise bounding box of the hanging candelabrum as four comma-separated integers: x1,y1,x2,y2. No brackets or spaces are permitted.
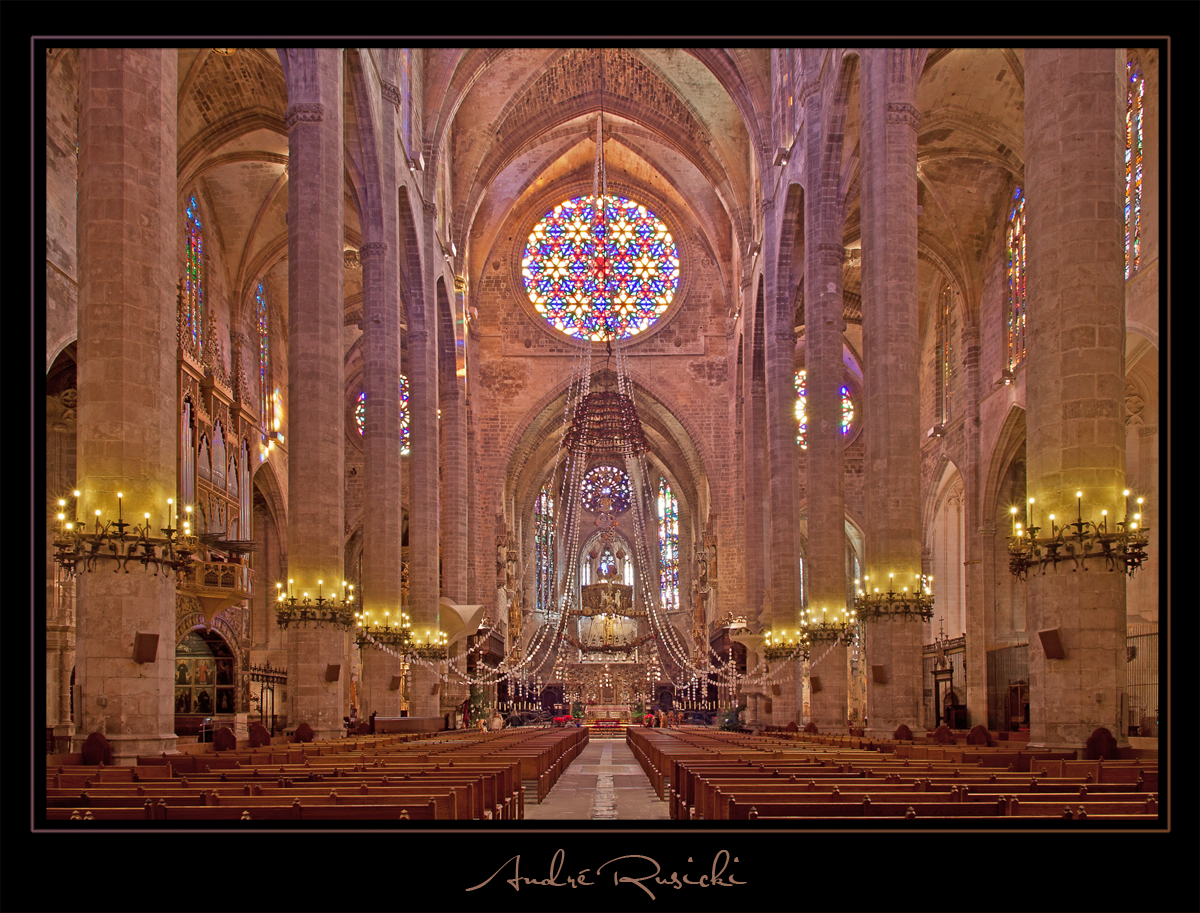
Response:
762,627,812,662
53,492,198,579
410,628,449,661
853,572,934,622
799,604,857,642
355,609,412,651
1006,490,1150,580
274,578,356,629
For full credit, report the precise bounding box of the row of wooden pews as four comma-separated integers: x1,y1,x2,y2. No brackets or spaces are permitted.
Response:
46,727,588,823
626,727,1159,823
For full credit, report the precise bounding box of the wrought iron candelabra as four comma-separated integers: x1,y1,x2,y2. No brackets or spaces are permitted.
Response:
53,495,196,579
355,610,412,651
1007,491,1150,580
853,573,934,622
274,579,355,629
762,628,811,662
799,605,857,642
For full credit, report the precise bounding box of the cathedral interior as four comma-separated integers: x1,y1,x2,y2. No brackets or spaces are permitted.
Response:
39,45,1171,849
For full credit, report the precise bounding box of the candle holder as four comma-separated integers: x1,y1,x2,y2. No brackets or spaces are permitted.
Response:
410,630,449,661
53,501,197,579
275,580,356,629
1007,493,1150,580
853,574,935,622
762,628,811,662
355,610,413,650
799,606,857,642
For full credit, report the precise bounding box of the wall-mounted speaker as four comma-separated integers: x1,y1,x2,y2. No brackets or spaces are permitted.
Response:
771,683,782,696
810,676,822,694
324,664,341,682
390,676,404,691
430,682,440,695
763,699,773,714
133,632,159,664
872,665,888,684
1038,628,1066,660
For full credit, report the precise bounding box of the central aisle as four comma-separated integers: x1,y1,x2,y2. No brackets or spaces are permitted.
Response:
522,736,671,820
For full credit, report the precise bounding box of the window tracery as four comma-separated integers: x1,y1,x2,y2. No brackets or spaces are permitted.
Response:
184,193,203,349
657,478,679,612
1126,60,1144,279
581,464,632,513
535,483,556,615
1006,187,1027,371
355,375,411,455
522,194,680,341
795,370,854,450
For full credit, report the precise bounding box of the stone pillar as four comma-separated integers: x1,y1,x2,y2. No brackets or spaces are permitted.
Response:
439,333,469,605
961,325,988,723
763,195,802,726
859,48,926,738
407,309,442,716
281,49,349,740
743,286,769,629
1024,48,1127,749
802,73,853,731
73,48,179,757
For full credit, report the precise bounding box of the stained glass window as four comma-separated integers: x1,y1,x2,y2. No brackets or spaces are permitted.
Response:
184,193,203,348
581,464,632,513
937,284,954,424
598,547,617,579
1006,187,1027,371
256,282,271,444
356,375,411,455
1125,61,1144,279
522,194,680,341
535,483,555,615
657,479,679,613
794,370,854,449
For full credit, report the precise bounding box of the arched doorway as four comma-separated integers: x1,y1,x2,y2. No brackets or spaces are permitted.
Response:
174,629,237,737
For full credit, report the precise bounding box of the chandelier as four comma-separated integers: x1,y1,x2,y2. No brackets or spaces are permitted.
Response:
762,628,811,662
799,604,857,641
853,573,934,622
274,578,355,629
1007,490,1150,580
53,492,197,579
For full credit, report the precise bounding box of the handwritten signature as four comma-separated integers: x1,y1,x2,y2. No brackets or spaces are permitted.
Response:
465,848,746,900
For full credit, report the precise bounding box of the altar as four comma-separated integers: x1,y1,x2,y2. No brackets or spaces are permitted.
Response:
585,703,630,721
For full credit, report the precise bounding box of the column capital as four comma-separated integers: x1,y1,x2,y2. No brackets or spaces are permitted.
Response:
799,79,822,105
284,103,325,130
407,329,429,346
885,102,921,129
773,330,797,344
762,196,776,213
380,80,401,108
422,200,438,218
359,241,388,261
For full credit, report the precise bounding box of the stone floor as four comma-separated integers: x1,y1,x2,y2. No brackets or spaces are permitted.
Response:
522,736,671,820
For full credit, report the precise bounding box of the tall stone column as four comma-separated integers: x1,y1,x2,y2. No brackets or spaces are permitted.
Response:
764,196,803,725
1024,48,1127,749
439,346,469,605
73,48,178,757
859,48,926,738
281,49,349,740
961,325,988,723
802,75,851,733
407,244,442,716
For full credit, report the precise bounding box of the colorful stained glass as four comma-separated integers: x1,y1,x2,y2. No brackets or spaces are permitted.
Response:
356,375,411,455
1125,62,1144,279
522,194,680,341
1006,188,1026,371
256,282,271,442
794,370,854,449
185,194,203,348
657,478,679,613
581,464,632,513
598,547,617,579
535,483,555,614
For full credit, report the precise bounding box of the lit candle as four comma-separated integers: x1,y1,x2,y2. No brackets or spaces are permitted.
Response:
1011,506,1018,536
1076,491,1083,523
1123,489,1130,520
168,498,174,530
117,492,123,524
73,490,80,523
1027,497,1034,530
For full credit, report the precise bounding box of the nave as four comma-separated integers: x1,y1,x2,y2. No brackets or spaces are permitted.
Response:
522,736,670,821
